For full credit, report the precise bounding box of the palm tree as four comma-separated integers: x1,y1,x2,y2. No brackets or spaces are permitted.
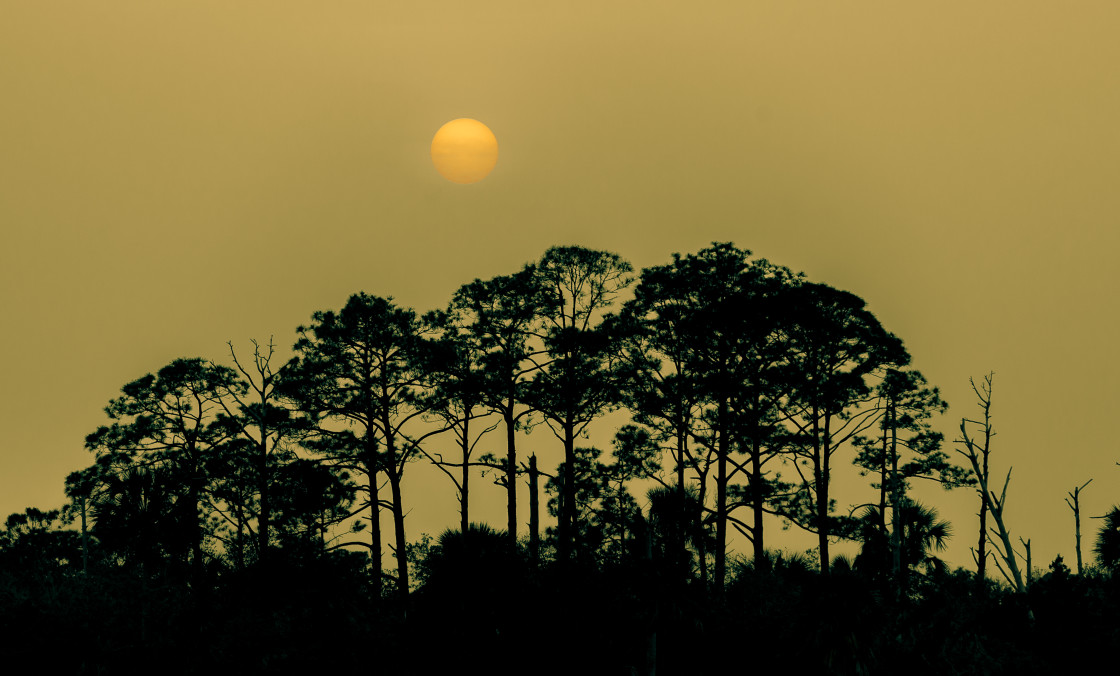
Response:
897,500,952,577
645,483,710,584
853,500,951,582
1093,505,1120,572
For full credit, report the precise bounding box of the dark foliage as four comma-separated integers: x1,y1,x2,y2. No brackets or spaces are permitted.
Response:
5,241,1113,674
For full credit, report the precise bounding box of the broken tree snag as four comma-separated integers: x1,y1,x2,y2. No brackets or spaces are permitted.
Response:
1065,479,1092,575
954,373,1025,593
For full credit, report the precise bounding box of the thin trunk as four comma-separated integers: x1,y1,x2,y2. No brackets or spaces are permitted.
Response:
258,435,270,566
80,496,89,574
384,425,409,598
505,399,518,547
1067,481,1091,575
559,421,576,560
371,467,385,604
890,406,904,589
751,435,765,566
529,454,540,568
390,471,408,596
715,398,729,594
1075,505,1083,575
814,408,830,575
461,415,470,536
981,469,1025,592
189,468,204,588
696,477,709,591
676,418,689,578
366,424,383,608
977,449,989,581
879,411,889,536
235,499,245,571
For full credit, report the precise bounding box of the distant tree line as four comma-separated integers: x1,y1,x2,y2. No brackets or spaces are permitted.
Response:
4,242,1120,674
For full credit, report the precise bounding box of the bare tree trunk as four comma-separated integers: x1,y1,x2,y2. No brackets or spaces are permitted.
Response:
529,453,540,568
697,477,709,592
879,408,890,538
715,398,729,593
676,419,690,579
890,406,903,588
751,436,766,567
371,465,385,608
235,500,245,570
79,496,89,574
1066,480,1092,575
977,456,989,581
461,415,471,536
505,401,518,547
983,468,1025,592
559,420,576,560
814,410,831,575
365,428,383,609
258,436,270,567
390,471,409,597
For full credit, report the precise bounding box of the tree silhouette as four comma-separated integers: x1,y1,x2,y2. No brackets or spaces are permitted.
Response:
618,243,799,586
84,357,241,589
852,368,968,582
855,499,952,587
528,245,633,560
420,307,501,536
211,338,309,569
1064,479,1092,575
1093,506,1120,572
451,267,547,547
779,283,908,574
645,483,710,580
13,240,1095,673
286,293,441,599
955,373,1025,592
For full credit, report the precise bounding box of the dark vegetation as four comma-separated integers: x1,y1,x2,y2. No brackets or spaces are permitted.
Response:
3,242,1118,674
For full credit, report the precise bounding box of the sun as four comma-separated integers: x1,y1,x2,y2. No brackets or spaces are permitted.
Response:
430,118,498,184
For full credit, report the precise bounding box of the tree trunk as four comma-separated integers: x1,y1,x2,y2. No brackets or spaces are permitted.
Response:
383,422,409,598
461,415,470,536
814,410,831,575
80,496,89,574
715,398,729,594
505,400,518,547
890,407,905,592
258,435,270,567
188,466,204,588
366,425,383,608
529,454,540,568
235,500,245,571
751,435,765,567
676,419,689,579
559,420,577,560
1067,481,1091,575
697,478,709,591
390,470,409,597
977,449,989,581
1075,505,1083,575
879,410,889,537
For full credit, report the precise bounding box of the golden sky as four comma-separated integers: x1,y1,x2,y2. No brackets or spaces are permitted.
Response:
2,1,1118,573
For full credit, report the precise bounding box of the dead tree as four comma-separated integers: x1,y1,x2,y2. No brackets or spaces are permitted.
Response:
1018,536,1032,587
955,373,1025,592
1065,479,1092,575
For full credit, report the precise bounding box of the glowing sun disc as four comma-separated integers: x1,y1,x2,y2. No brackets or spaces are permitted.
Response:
430,118,498,184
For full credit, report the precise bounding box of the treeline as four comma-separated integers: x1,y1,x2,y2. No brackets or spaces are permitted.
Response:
4,242,1120,673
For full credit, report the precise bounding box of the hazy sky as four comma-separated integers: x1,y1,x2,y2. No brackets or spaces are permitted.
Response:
2,1,1118,574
